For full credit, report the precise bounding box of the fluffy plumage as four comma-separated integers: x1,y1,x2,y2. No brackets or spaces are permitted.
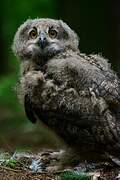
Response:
12,18,120,164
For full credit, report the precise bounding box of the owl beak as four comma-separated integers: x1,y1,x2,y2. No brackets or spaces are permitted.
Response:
38,34,47,49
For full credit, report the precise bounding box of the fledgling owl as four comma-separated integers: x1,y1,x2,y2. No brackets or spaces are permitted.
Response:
12,18,120,167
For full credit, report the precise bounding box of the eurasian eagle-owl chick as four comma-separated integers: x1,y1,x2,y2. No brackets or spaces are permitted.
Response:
12,18,120,165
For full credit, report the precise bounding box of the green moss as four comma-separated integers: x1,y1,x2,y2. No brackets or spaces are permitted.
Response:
5,159,18,169
60,171,91,180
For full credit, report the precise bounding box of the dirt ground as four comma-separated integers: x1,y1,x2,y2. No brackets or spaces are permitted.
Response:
0,149,120,180
0,166,55,180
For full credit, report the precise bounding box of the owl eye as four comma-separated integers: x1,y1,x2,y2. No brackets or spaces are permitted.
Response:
29,29,38,39
48,29,57,39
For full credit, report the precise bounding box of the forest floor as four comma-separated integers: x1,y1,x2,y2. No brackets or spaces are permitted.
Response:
0,149,120,180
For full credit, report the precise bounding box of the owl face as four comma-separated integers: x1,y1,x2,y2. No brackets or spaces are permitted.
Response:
12,18,79,61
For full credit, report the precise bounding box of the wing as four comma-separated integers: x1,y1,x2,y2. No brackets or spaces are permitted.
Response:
23,54,120,124
24,94,37,123
76,54,120,120
69,54,120,106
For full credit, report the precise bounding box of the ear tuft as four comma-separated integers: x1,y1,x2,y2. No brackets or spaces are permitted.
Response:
59,20,79,50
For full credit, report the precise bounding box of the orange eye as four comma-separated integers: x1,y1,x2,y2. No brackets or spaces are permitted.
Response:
49,29,57,39
29,29,38,39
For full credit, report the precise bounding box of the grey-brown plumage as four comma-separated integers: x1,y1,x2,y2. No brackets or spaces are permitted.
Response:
12,18,120,164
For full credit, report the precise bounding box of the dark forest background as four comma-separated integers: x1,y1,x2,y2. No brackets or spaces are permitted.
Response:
0,0,120,151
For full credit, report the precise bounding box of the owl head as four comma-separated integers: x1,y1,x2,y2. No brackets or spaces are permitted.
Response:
12,18,79,61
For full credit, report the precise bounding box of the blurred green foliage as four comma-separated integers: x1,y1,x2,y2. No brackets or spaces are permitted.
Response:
0,0,60,150
0,0,58,109
0,75,19,109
